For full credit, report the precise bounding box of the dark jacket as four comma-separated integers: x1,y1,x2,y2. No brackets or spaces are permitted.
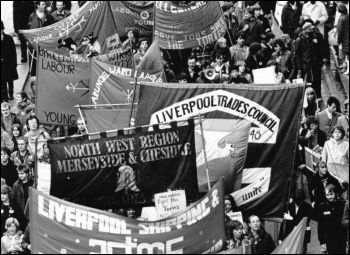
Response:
317,199,347,254
281,2,302,39
52,9,71,23
13,1,35,32
13,178,35,212
343,201,349,241
229,76,249,84
238,18,263,46
299,128,327,149
1,113,22,134
245,54,266,76
309,171,343,209
248,227,276,254
295,32,323,72
337,14,349,55
260,43,274,66
28,11,55,29
21,224,31,254
1,160,18,188
184,68,200,84
1,33,19,82
271,50,293,79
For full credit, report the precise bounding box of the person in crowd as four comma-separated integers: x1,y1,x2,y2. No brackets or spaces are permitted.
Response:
302,1,328,37
247,215,275,254
49,1,72,13
1,21,18,102
302,87,318,118
13,164,34,212
316,96,343,139
73,116,87,136
1,128,14,153
196,61,213,84
21,223,31,253
254,4,271,34
1,185,26,235
238,7,263,46
245,42,265,78
271,39,293,80
10,92,35,128
309,161,343,209
177,73,189,84
13,1,35,63
0,218,24,254
183,56,199,83
222,2,239,45
343,200,349,244
317,184,347,254
266,60,287,84
227,220,244,250
1,147,18,189
260,32,276,66
122,29,139,53
11,137,33,167
337,3,349,75
281,33,293,51
337,99,349,141
229,32,249,64
127,208,136,219
237,62,253,83
229,65,249,84
224,194,237,219
134,38,148,69
211,52,230,82
11,124,23,153
1,102,21,137
39,143,51,164
299,116,327,149
24,116,50,158
322,126,349,167
281,1,303,39
51,1,71,23
211,37,231,63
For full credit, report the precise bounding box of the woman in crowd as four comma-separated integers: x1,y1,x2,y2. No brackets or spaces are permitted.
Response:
302,87,318,118
1,218,23,254
237,62,253,83
1,185,26,235
271,39,293,80
227,220,244,250
10,124,22,153
266,60,287,84
10,92,34,128
322,126,349,168
225,195,236,218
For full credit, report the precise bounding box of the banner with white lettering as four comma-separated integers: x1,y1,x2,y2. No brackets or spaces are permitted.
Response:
154,1,227,49
20,1,118,58
47,121,198,208
95,48,134,67
36,46,90,126
110,1,154,38
30,179,225,254
155,190,187,219
136,82,304,218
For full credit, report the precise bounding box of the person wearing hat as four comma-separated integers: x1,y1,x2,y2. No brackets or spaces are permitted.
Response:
337,99,349,141
228,65,249,84
1,21,18,102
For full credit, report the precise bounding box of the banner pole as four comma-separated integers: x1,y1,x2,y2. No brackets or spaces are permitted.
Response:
198,114,211,190
129,78,138,128
77,105,89,134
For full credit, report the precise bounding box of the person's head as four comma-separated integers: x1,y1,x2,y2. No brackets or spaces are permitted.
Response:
177,73,189,83
1,146,11,163
1,102,11,118
249,42,261,56
43,143,49,156
16,92,28,104
17,164,30,182
215,52,225,64
305,87,316,103
266,60,279,74
253,4,263,17
222,2,234,13
12,124,22,138
35,1,46,12
1,185,13,204
237,62,247,74
188,56,196,70
217,37,227,49
127,208,136,218
5,218,19,235
325,184,338,203
331,126,346,141
236,32,247,46
281,34,291,45
77,117,86,132
126,29,138,41
306,116,319,132
337,3,348,14
138,38,148,52
116,208,126,216
228,220,244,240
244,7,254,20
225,195,235,213
317,161,328,176
265,32,275,45
26,105,36,117
302,22,314,35
229,65,240,78
327,96,339,114
17,137,28,153
274,39,286,53
26,116,40,132
248,215,261,232
293,189,305,206
56,1,65,12
343,99,349,117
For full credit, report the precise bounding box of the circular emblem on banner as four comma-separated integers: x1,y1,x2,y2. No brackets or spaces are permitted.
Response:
140,11,149,20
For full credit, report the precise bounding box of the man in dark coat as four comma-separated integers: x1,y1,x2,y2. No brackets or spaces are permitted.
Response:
342,201,349,243
281,1,303,39
248,215,276,254
183,56,199,83
238,7,263,46
1,21,18,102
13,1,35,63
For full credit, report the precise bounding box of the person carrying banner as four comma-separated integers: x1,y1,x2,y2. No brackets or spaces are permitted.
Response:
247,215,275,254
317,184,347,254
122,29,139,54
51,1,71,23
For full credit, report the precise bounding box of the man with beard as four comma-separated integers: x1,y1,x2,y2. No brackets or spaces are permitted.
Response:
316,184,347,254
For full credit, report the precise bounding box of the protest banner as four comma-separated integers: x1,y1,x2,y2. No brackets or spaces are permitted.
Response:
95,48,134,67
48,121,198,208
154,1,227,49
20,1,118,57
155,190,187,219
36,46,90,126
37,163,51,195
136,82,304,218
226,211,244,225
110,1,154,38
30,178,225,254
